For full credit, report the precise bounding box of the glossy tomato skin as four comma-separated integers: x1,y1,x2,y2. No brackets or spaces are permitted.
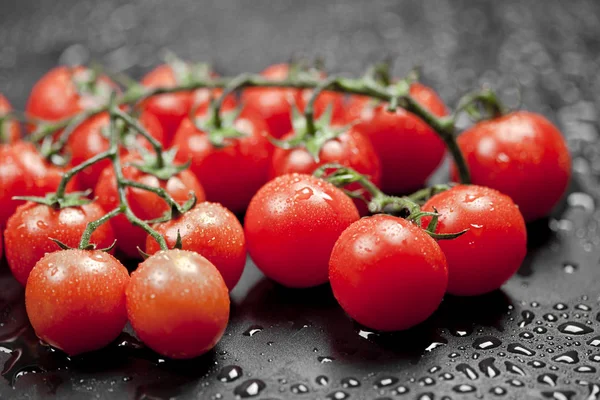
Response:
453,111,571,221
245,173,360,288
146,202,246,291
241,63,303,139
354,83,449,194
5,201,115,286
0,94,21,143
141,65,234,145
95,154,205,258
26,66,116,123
126,249,230,359
269,127,381,185
67,111,165,190
330,215,447,331
0,142,78,229
172,107,271,214
25,249,130,355
422,185,527,296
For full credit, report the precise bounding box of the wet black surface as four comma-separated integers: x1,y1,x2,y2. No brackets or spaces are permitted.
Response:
2,0,600,399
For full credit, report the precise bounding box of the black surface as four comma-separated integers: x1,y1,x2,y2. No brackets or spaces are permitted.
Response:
1,1,600,399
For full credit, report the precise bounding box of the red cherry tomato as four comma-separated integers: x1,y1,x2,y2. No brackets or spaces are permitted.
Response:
5,201,115,286
145,202,246,291
329,214,448,331
95,154,205,258
298,87,346,126
141,64,234,145
126,249,230,359
172,107,271,214
67,111,165,190
245,173,359,288
422,185,527,296
453,111,572,221
354,83,449,194
26,66,116,124
0,94,21,143
0,142,78,229
25,249,130,355
241,63,303,139
269,127,382,186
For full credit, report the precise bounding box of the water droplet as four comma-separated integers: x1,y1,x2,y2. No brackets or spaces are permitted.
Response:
479,357,500,378
576,304,591,311
318,356,334,363
418,377,435,386
586,383,600,400
544,313,558,322
506,379,524,387
341,377,360,388
538,373,558,387
534,326,548,334
558,322,594,335
552,350,580,364
290,383,309,394
519,332,534,339
554,303,568,310
416,393,434,400
439,373,454,381
36,220,48,229
316,375,329,386
295,187,314,201
540,390,576,400
374,376,399,388
505,361,527,376
589,354,600,363
358,329,377,340
326,390,349,400
528,360,546,368
473,336,502,350
449,326,473,337
452,384,476,393
243,325,263,337
563,262,578,274
507,343,536,356
234,379,266,398
456,364,479,380
428,366,441,374
393,385,409,395
575,365,596,373
448,352,460,358
217,365,243,382
490,386,507,396
424,340,447,352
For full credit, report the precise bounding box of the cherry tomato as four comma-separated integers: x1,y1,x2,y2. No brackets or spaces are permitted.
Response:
453,111,571,221
241,63,303,139
95,154,205,258
26,66,116,124
67,111,165,190
145,202,246,291
329,214,448,331
354,83,449,194
5,201,115,286
0,94,20,143
0,141,77,229
25,249,129,355
141,64,234,145
269,127,382,186
422,185,527,296
126,249,230,359
245,173,359,288
298,86,345,126
172,107,270,214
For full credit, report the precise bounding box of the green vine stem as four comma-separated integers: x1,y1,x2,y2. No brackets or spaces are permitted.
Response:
23,71,480,184
304,76,338,136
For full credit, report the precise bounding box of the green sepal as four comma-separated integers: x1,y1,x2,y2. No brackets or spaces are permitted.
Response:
49,237,74,250
193,105,247,149
173,230,183,250
164,52,212,86
426,229,469,240
13,190,93,209
137,246,150,260
144,191,197,224
128,148,191,181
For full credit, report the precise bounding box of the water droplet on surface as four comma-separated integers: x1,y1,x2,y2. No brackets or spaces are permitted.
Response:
439,373,454,381
473,336,502,350
418,377,435,386
537,373,558,387
243,325,263,337
519,332,534,339
552,350,580,364
544,313,558,322
452,384,476,393
374,376,399,388
490,386,507,396
479,357,500,378
553,303,568,310
316,375,329,386
341,377,360,388
504,361,527,376
416,393,434,400
567,192,595,212
540,390,576,400
575,365,596,373
576,304,591,311
557,322,593,335
507,343,536,356
233,379,266,398
456,363,479,380
318,356,334,363
506,379,524,387
528,360,546,368
290,383,309,394
217,365,243,382
563,262,578,274
326,390,349,400
534,326,548,334
393,385,409,395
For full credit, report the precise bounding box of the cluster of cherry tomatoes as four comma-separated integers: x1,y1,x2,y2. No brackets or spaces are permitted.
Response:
0,60,571,359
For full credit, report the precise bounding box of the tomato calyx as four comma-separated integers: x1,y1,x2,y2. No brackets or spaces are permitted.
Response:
70,66,114,108
454,86,507,122
128,147,191,181
50,237,117,252
13,190,93,210
193,106,247,148
165,53,213,87
137,230,183,260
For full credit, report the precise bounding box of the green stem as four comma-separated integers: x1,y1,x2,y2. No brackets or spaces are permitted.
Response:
211,73,251,129
304,76,337,137
121,179,196,218
408,184,451,204
79,206,123,249
55,148,116,199
111,107,164,168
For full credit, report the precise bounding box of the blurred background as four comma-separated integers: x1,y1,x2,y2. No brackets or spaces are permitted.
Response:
1,0,599,129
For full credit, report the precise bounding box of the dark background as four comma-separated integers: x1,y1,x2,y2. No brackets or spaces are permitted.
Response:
1,1,600,399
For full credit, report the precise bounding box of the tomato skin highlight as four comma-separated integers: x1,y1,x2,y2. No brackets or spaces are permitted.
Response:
67,111,165,190
453,111,571,221
245,173,360,288
145,202,246,291
25,249,130,356
126,249,230,359
95,154,205,258
5,201,115,286
329,215,448,331
172,107,271,214
422,185,527,296
353,83,449,194
0,94,21,143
